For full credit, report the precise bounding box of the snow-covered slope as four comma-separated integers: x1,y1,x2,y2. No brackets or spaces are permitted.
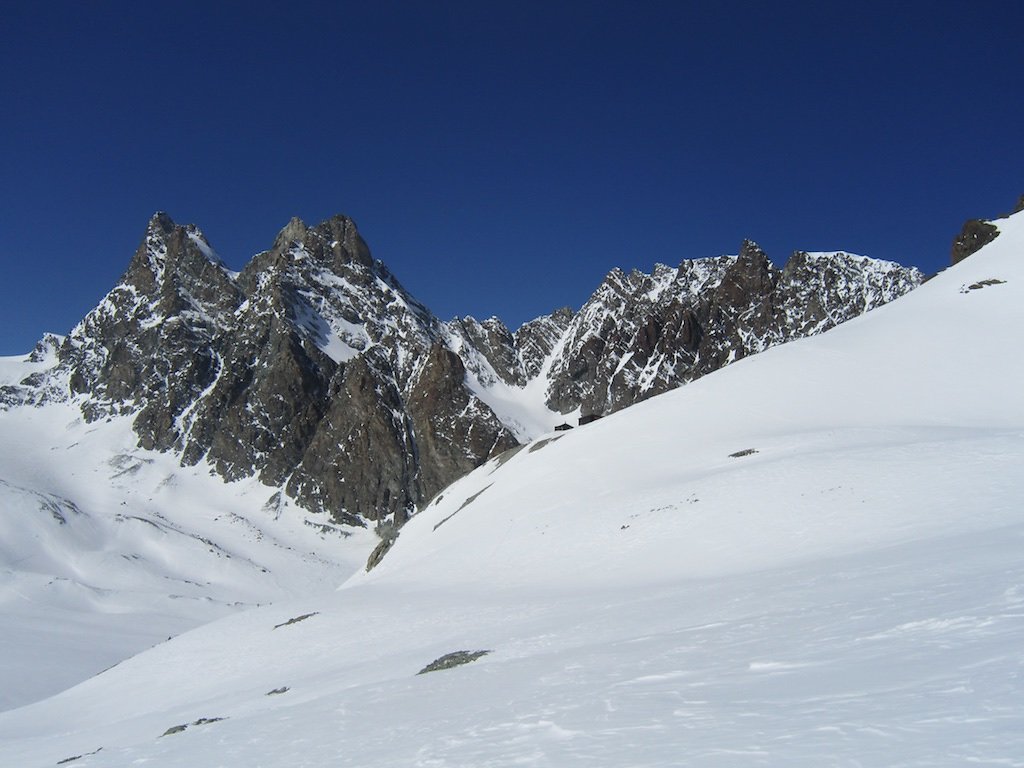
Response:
0,395,375,711
369,229,1019,588
0,210,1018,766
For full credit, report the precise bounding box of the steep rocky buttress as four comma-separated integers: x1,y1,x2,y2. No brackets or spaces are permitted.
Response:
5,212,924,529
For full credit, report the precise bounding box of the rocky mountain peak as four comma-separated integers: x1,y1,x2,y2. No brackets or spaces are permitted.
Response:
721,239,775,297
538,241,922,418
147,210,177,235
273,216,309,249
126,212,232,294
597,266,640,297
27,333,63,363
738,238,768,262
9,212,925,530
35,211,522,525
56,213,242,418
269,214,374,273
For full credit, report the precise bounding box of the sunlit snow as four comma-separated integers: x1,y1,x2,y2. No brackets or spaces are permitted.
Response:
0,402,374,711
0,212,1021,766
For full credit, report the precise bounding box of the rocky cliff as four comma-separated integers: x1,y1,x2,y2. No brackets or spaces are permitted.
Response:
5,213,923,527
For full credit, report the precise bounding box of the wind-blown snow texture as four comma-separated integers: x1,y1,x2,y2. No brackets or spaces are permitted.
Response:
0,210,1019,766
2,213,922,528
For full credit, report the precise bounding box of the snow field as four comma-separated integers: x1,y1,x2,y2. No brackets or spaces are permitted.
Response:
0,209,1021,765
0,401,375,710
2,518,1021,766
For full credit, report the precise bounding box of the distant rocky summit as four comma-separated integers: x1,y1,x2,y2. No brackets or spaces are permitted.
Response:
530,241,921,418
3,212,923,526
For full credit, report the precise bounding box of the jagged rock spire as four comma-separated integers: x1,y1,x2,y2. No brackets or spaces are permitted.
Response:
15,213,923,527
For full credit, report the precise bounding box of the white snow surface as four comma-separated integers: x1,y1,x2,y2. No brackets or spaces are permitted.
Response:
0,402,375,712
185,229,223,266
1,212,1023,766
463,360,570,441
0,355,52,387
448,322,575,440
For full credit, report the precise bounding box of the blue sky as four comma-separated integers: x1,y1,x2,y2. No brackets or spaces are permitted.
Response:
2,1,1021,354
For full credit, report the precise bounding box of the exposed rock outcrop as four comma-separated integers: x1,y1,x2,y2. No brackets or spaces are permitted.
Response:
952,219,1000,265
33,213,514,525
13,212,923,528
533,242,923,417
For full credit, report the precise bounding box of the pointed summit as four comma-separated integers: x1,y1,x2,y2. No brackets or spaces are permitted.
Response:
719,239,775,303
737,239,770,267
309,214,373,269
267,214,373,270
273,216,308,250
147,210,177,235
15,207,924,531
124,213,233,296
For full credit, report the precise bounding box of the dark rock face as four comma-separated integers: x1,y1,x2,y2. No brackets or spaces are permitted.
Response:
408,343,519,501
34,213,515,525
63,213,244,426
417,650,490,675
532,243,923,417
283,352,414,526
446,316,527,387
17,212,923,529
952,219,1000,265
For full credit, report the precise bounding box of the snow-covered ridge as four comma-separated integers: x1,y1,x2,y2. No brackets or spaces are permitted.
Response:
7,211,922,531
185,227,225,266
521,243,923,418
363,212,1020,587
441,245,923,440
0,208,1017,767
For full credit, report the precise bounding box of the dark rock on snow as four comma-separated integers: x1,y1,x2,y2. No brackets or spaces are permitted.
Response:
952,219,1000,265
417,650,491,675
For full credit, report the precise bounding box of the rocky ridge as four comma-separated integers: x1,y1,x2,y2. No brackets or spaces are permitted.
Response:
4,213,924,526
451,241,924,419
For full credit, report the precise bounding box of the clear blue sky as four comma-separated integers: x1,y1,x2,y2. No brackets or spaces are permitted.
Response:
2,1,1021,354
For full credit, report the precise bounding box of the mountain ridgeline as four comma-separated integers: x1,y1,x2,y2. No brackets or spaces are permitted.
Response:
3,213,923,525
